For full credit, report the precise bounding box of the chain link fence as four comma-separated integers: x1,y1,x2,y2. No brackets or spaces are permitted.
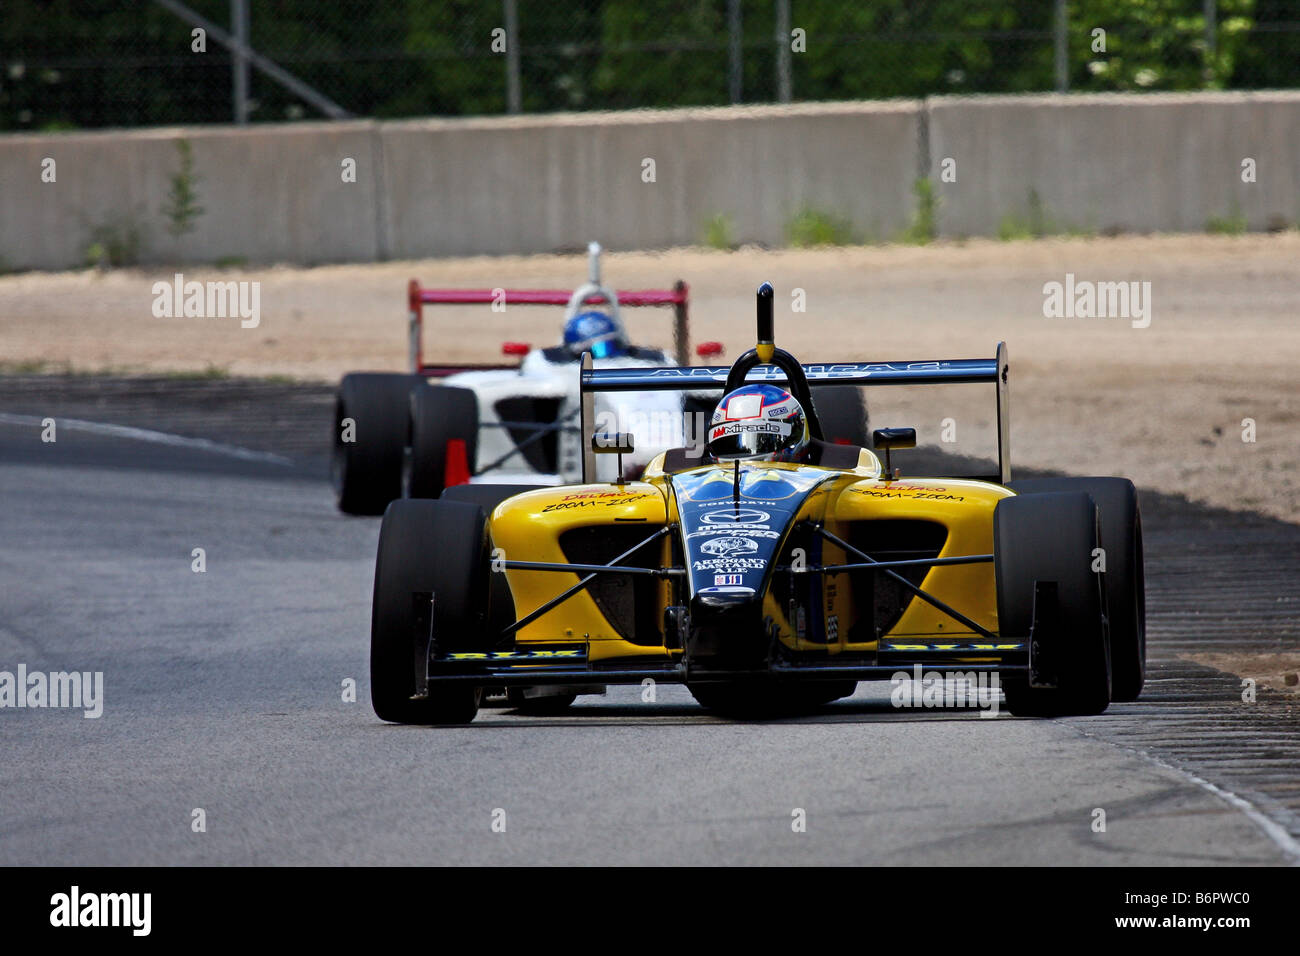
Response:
3,1,1299,131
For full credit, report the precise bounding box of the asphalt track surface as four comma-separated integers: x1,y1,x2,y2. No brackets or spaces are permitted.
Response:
2,377,1298,866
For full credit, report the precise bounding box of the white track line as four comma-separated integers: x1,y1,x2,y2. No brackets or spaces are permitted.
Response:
0,412,293,466
1074,724,1300,865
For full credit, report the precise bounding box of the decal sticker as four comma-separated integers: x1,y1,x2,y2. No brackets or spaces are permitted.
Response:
562,490,644,501
826,614,839,641
707,421,790,445
882,642,1023,652
852,486,966,502
688,527,780,539
697,585,756,597
542,500,597,512
701,508,771,525
541,493,654,513
445,650,583,660
714,573,744,585
693,558,767,571
725,393,762,419
699,536,759,558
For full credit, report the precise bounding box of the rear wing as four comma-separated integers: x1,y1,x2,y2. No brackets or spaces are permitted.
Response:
407,243,690,377
579,343,1011,484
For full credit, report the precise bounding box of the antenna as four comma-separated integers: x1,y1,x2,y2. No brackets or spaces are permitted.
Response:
756,281,774,363
587,241,602,285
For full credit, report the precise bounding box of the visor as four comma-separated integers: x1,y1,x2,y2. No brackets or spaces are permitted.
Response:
707,419,793,460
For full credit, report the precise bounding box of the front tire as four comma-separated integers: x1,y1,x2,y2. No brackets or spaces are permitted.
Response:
995,491,1111,717
370,499,490,724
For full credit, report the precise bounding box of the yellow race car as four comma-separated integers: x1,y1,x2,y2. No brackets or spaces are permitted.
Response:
369,283,1145,723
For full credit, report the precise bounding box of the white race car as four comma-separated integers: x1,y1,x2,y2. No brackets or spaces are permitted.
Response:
332,243,867,515
335,243,694,514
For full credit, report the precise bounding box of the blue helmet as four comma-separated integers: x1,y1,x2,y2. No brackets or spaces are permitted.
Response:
707,383,810,462
563,310,629,359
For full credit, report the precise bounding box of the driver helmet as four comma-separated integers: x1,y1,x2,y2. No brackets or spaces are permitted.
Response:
707,383,810,462
563,310,629,359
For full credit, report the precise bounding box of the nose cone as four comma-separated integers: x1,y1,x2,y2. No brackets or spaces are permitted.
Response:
688,588,767,669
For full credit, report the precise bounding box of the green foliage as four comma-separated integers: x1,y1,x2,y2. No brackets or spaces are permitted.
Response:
998,189,1055,240
997,215,1033,241
1070,0,1256,92
1,0,1295,130
1206,210,1247,234
84,216,143,268
162,139,204,239
791,1,1057,99
0,358,60,375
900,179,937,244
786,207,854,247
702,214,735,250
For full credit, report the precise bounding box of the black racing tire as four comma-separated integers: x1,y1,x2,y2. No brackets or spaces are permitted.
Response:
405,385,479,499
810,385,869,446
1009,478,1145,701
439,485,537,635
505,689,578,715
995,491,1111,717
370,499,489,724
334,372,422,515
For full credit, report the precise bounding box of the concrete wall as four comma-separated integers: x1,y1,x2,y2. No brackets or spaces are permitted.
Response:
926,91,1300,237
379,101,920,258
2,93,1298,271
0,121,385,271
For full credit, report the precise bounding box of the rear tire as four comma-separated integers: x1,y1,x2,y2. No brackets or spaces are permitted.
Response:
811,386,868,445
370,499,490,724
405,385,479,499
1009,478,1145,701
995,491,1111,717
334,373,421,515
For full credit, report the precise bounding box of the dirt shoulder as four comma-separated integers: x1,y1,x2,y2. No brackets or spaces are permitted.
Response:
1,233,1296,523
1184,653,1300,697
